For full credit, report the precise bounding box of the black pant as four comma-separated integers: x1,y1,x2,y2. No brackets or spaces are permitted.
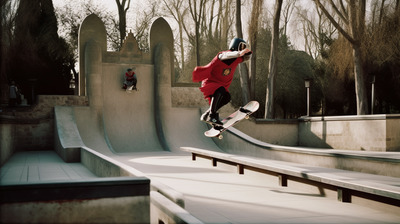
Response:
209,87,231,114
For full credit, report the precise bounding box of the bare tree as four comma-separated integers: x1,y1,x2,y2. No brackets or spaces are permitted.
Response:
220,0,234,46
130,1,159,51
115,0,131,47
236,0,250,104
162,0,188,74
248,0,263,100
188,0,207,66
281,0,296,37
162,0,235,83
314,0,369,115
0,0,17,103
265,0,283,119
296,4,336,59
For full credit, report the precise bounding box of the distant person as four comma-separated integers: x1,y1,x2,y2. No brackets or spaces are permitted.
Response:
192,38,252,126
9,81,20,107
122,67,138,91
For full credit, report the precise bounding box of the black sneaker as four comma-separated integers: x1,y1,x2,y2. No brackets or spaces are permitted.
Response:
206,113,223,126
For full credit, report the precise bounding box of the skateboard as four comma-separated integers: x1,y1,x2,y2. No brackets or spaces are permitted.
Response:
126,85,138,93
204,101,259,139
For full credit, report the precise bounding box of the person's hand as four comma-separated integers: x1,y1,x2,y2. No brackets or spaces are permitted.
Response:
239,48,252,56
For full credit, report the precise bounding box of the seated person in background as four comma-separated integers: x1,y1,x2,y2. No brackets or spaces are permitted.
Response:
123,67,137,90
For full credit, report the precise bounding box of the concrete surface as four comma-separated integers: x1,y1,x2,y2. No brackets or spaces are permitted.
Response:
50,57,399,223
3,151,399,223
55,17,400,222
0,151,95,183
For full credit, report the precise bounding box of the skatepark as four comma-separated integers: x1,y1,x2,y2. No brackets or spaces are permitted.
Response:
1,15,400,223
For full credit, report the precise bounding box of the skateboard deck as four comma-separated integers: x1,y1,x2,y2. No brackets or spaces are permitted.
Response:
126,85,138,93
204,101,259,139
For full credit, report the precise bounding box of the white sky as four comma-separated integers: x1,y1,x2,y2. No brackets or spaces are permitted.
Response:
53,0,118,10
52,0,308,51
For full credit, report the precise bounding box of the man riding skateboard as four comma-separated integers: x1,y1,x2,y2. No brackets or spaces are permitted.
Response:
192,38,252,126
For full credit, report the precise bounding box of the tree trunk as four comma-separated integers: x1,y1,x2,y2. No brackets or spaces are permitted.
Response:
195,22,200,66
236,0,250,104
353,44,369,114
349,0,368,114
115,0,131,47
265,0,283,119
249,0,263,100
315,0,369,115
189,0,202,66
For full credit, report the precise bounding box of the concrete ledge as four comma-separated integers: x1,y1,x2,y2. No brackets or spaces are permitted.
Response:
213,127,400,177
54,107,187,212
0,176,150,203
234,118,299,146
80,146,145,177
81,146,186,208
151,191,203,224
151,180,185,208
299,114,400,151
299,114,400,121
54,106,84,162
181,147,400,207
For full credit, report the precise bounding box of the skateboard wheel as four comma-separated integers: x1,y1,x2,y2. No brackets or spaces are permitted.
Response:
245,115,249,119
218,135,223,140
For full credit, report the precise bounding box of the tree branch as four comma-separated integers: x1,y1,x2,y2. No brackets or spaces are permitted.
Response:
314,0,356,45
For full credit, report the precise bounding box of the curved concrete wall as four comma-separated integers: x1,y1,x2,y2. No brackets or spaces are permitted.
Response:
78,14,107,96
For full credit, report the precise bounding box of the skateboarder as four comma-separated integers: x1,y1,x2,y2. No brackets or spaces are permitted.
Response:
192,37,252,126
123,67,137,90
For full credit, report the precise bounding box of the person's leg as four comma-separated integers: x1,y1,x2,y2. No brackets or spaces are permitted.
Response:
202,87,231,125
133,79,137,89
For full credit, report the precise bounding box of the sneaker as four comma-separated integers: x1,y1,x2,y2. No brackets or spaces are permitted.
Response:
206,113,223,126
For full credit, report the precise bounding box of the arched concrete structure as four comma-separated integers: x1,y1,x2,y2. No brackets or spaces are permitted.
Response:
78,14,107,96
74,15,219,154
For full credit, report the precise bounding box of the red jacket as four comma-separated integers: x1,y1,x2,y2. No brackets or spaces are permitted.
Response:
125,72,136,81
192,51,243,103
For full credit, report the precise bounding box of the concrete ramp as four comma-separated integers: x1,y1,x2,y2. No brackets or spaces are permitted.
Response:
59,15,222,156
73,64,165,154
101,64,164,153
71,62,220,154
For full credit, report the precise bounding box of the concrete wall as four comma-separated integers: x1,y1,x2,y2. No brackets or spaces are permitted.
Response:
229,113,400,151
1,177,150,224
1,197,149,224
171,86,208,108
234,119,299,146
299,115,400,151
0,123,14,165
0,95,88,165
387,118,400,151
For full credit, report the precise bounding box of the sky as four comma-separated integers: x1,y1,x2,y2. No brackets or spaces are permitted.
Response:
52,0,308,51
53,0,118,10
52,0,156,33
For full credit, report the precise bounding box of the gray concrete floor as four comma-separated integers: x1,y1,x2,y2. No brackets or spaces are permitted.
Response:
116,151,400,224
0,151,96,183
1,150,400,224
